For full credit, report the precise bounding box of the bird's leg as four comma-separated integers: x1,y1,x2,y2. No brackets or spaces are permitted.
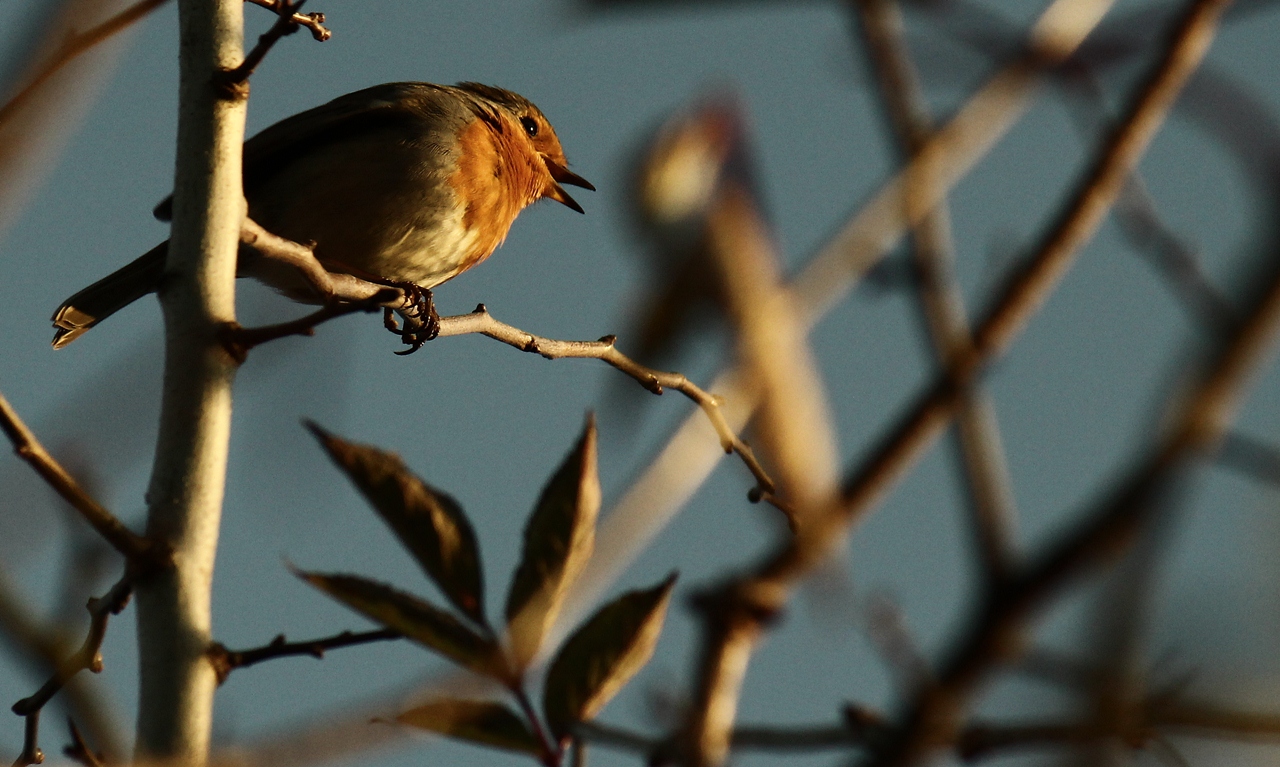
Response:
383,281,440,355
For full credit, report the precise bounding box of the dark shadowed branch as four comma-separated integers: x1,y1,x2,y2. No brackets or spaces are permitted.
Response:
0,394,164,568
207,628,402,685
63,720,104,767
853,0,1019,588
9,577,132,767
682,2,1229,763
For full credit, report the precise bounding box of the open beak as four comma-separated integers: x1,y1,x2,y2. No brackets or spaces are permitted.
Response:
544,182,585,214
545,158,596,191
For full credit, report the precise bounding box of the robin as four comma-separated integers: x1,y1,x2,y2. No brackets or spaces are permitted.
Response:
50,81,594,351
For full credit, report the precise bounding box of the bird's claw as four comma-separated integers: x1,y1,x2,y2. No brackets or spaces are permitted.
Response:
383,282,440,355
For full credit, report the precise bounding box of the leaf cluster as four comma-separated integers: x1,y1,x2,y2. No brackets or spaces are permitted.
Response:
298,416,676,764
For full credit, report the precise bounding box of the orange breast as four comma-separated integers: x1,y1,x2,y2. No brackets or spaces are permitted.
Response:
448,115,544,271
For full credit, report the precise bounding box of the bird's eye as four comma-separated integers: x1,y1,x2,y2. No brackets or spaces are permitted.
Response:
520,115,539,138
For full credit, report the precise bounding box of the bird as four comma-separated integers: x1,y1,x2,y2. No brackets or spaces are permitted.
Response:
50,81,594,351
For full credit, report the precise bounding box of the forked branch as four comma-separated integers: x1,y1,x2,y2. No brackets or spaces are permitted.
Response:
9,577,132,767
0,394,166,569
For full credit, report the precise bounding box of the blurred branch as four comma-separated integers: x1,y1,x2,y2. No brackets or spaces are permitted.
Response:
789,0,1119,324
566,0,1124,650
1058,70,1238,330
0,571,123,761
682,1,1226,764
0,0,168,130
63,720,104,767
853,0,1019,586
879,163,1277,767
10,576,132,767
701,182,840,522
0,393,164,569
207,628,401,685
434,303,778,507
1214,431,1280,485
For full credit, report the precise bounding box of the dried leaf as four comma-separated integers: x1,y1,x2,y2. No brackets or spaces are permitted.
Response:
397,699,541,755
543,573,677,740
296,570,501,678
306,422,486,624
505,415,601,670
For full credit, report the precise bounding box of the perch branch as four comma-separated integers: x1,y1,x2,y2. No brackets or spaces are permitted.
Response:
9,577,132,767
0,393,165,569
0,0,171,130
207,628,401,684
435,304,776,502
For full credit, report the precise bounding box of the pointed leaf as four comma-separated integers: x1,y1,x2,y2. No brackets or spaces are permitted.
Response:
297,570,501,677
543,573,677,740
307,422,486,624
397,699,541,755
505,415,600,669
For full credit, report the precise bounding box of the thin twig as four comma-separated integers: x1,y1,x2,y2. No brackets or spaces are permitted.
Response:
0,570,123,761
0,394,164,568
219,302,386,359
244,0,330,40
207,628,402,685
63,720,104,767
217,0,330,95
10,577,132,767
435,304,777,502
0,0,171,130
853,0,1019,587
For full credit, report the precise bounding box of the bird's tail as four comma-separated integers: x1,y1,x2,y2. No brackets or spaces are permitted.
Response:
52,242,167,349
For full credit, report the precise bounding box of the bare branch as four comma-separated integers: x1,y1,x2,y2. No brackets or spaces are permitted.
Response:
434,304,778,506
853,0,1019,587
0,0,171,130
0,570,124,761
207,628,401,685
63,720,105,767
216,0,330,95
0,393,165,568
9,577,132,767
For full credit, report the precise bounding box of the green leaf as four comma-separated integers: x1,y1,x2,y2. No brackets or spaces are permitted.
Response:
543,573,677,740
505,415,601,669
306,422,486,625
296,570,501,677
397,699,541,755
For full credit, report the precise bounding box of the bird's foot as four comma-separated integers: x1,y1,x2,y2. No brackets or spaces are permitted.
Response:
382,282,440,355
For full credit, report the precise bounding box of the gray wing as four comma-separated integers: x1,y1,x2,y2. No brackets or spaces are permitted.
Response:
153,82,460,221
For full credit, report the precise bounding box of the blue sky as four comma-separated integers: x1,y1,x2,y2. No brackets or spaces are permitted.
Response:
2,2,1280,766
